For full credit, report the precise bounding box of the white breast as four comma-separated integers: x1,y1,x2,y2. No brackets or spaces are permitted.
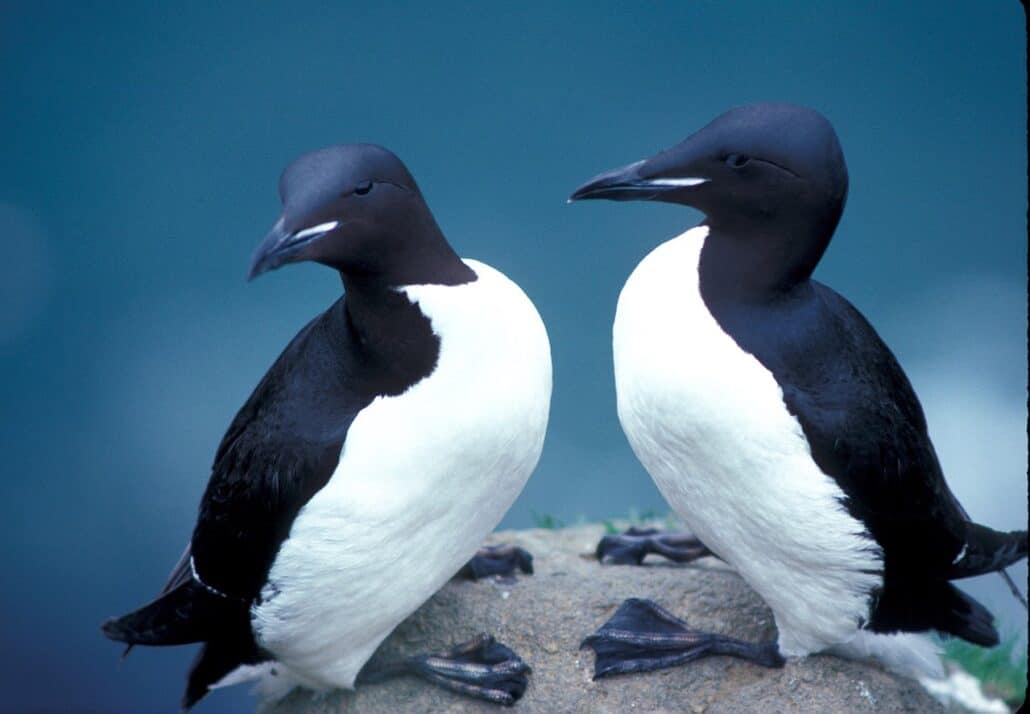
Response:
251,260,552,692
613,226,883,658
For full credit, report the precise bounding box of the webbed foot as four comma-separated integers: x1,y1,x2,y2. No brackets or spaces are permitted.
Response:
596,527,715,565
358,633,530,705
458,544,534,580
580,598,783,679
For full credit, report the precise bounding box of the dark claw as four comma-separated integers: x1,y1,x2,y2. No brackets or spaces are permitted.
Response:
596,527,715,565
581,598,783,679
359,634,530,705
458,544,534,580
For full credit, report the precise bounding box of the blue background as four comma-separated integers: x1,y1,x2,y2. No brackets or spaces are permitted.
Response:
2,3,1025,712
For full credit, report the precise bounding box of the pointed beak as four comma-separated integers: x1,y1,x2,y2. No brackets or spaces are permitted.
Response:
247,218,339,281
568,151,708,204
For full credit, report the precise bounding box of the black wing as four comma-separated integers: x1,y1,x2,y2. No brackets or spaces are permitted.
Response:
103,303,364,706
774,282,968,571
707,279,970,572
189,307,360,601
720,280,1026,643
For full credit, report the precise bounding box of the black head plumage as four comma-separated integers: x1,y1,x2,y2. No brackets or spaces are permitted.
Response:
570,103,849,291
250,144,472,287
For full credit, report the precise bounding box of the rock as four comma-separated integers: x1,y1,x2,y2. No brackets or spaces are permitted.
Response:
267,525,943,713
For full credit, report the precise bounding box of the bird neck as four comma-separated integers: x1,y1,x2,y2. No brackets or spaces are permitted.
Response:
346,207,477,288
698,218,832,304
332,280,442,395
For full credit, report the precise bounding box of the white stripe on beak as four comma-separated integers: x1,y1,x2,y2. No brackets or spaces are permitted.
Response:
292,220,339,241
645,177,709,187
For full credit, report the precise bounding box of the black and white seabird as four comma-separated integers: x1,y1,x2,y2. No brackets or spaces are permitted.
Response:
103,144,552,708
568,103,1027,679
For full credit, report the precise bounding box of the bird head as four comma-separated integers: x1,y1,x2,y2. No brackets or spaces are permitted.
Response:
249,144,454,285
568,103,848,236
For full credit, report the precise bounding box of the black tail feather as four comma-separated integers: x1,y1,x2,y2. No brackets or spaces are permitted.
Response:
103,580,262,710
933,583,999,646
949,525,1028,580
101,581,232,647
872,579,999,647
183,631,265,711
184,644,226,710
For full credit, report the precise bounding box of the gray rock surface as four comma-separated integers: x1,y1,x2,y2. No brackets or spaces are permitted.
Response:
267,525,943,713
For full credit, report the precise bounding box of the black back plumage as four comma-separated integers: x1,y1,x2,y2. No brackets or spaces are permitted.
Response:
698,262,1025,644
103,289,444,707
192,288,441,599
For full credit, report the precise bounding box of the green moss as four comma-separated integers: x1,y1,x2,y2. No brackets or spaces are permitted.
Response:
614,508,682,531
530,510,564,529
941,633,1027,709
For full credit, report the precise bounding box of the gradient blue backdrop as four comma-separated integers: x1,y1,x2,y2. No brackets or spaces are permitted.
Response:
2,3,1026,712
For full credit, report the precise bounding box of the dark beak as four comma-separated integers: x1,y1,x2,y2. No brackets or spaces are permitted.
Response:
568,150,708,204
247,218,339,281
568,160,657,202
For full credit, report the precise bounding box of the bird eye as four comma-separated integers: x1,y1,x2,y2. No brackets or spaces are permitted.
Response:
354,181,373,195
725,154,750,168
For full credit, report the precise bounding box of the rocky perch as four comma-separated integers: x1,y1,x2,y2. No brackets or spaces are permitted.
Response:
268,525,944,713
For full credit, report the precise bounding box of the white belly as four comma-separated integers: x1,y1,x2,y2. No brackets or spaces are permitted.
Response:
251,260,552,689
613,227,882,657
